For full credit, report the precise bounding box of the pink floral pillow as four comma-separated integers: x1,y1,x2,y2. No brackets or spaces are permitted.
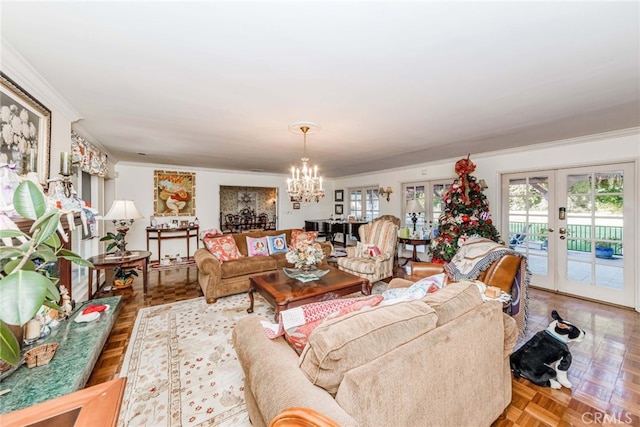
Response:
280,296,384,354
203,235,243,262
246,236,269,257
291,230,319,247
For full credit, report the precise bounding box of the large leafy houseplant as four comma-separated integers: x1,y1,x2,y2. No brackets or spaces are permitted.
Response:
0,181,93,365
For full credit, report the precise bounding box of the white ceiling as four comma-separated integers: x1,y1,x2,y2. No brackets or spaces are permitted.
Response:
2,1,639,177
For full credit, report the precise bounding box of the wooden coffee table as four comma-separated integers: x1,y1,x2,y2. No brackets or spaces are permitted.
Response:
247,266,370,321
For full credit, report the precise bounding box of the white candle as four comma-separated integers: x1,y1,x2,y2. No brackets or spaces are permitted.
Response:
291,166,295,179
314,165,317,178
60,152,72,176
25,319,41,340
319,177,323,190
27,149,37,173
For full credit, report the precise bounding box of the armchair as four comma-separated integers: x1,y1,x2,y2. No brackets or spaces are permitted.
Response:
393,236,529,336
336,219,399,284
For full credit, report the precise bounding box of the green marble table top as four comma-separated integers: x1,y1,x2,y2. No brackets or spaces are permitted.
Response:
0,296,122,414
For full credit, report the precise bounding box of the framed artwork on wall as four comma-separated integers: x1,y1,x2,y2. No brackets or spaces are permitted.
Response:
154,170,196,216
0,72,52,185
335,204,343,215
335,189,344,202
292,202,301,210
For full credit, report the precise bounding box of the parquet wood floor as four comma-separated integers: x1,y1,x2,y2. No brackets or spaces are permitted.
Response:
87,265,640,426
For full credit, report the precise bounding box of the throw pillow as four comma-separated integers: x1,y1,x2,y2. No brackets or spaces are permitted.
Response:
267,234,288,254
291,230,319,247
356,241,381,258
203,234,243,262
246,236,269,257
284,296,383,354
261,296,383,350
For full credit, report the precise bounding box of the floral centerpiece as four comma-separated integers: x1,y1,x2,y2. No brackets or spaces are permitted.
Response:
285,234,325,272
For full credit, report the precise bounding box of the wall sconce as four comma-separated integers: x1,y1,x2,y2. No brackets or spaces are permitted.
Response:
478,179,488,190
379,186,393,201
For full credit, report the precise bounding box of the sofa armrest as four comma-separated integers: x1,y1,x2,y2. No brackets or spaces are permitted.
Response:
233,315,357,427
194,248,221,276
270,407,340,427
502,313,518,358
410,262,445,278
387,278,415,289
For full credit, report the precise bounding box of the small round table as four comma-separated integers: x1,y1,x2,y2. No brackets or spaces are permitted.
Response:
87,251,151,299
397,237,430,266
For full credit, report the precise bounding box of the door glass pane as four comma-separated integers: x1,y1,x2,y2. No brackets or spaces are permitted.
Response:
565,171,624,289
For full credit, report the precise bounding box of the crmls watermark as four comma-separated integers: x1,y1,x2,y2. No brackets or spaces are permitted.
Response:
581,411,633,424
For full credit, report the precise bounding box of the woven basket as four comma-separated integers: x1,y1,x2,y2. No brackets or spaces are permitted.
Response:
0,359,13,374
24,343,58,368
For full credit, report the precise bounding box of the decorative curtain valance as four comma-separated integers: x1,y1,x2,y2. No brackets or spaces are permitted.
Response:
71,131,108,177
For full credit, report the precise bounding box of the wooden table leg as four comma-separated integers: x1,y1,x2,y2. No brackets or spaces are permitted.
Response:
247,284,255,314
88,268,94,299
142,258,148,295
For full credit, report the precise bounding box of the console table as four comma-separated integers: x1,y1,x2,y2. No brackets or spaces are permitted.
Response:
0,296,122,414
146,225,199,263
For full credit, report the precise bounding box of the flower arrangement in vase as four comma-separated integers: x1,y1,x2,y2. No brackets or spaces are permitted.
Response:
285,235,325,272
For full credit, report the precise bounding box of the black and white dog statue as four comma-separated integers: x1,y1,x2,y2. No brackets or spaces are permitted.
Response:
510,310,586,389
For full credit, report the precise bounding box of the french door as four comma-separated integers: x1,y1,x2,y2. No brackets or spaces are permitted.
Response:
502,162,635,307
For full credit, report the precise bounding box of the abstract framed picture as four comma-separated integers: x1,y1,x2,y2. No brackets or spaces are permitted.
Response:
0,72,52,185
335,204,343,215
335,189,344,202
154,170,196,216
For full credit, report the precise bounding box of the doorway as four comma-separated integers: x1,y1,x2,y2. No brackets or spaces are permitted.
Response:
502,162,635,307
219,186,277,232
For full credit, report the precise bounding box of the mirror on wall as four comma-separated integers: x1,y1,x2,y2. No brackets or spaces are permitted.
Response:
220,186,277,232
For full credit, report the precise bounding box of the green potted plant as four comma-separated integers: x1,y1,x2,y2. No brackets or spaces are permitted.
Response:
0,181,93,366
99,232,138,288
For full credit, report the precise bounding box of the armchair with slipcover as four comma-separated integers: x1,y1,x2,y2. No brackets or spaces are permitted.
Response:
336,219,399,284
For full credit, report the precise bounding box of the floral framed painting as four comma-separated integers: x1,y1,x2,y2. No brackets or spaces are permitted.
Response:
0,72,52,185
154,170,196,216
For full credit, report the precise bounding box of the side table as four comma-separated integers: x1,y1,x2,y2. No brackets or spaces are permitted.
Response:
397,237,430,266
87,251,151,298
146,226,199,263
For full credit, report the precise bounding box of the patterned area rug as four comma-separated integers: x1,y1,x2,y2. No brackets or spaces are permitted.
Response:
117,281,388,426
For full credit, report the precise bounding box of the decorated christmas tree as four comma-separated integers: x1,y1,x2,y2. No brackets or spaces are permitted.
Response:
429,156,500,263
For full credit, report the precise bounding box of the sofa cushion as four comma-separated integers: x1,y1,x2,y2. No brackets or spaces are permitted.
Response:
233,230,263,256
220,255,277,279
421,281,483,326
204,234,243,262
291,229,319,247
246,236,269,257
336,257,376,275
299,300,437,394
267,233,288,254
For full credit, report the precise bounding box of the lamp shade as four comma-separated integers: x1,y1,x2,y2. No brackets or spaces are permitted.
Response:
406,199,424,213
103,200,143,221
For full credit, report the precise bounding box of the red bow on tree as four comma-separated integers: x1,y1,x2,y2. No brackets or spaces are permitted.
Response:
454,155,476,205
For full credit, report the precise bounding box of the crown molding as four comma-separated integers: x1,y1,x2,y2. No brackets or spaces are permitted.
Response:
1,40,82,123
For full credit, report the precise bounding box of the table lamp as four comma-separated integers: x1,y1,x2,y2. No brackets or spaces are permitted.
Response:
103,200,143,255
406,199,424,233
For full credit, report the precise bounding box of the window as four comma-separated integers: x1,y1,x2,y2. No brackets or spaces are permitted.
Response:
402,179,452,255
348,186,380,220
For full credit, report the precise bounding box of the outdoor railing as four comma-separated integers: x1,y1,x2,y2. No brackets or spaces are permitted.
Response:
508,222,623,256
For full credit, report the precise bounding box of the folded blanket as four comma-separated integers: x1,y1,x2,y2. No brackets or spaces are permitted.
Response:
444,236,530,336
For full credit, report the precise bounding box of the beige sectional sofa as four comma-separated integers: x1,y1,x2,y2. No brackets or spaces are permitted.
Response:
194,229,332,303
232,281,518,426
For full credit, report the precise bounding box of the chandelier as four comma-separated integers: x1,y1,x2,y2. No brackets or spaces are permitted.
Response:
287,122,325,203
